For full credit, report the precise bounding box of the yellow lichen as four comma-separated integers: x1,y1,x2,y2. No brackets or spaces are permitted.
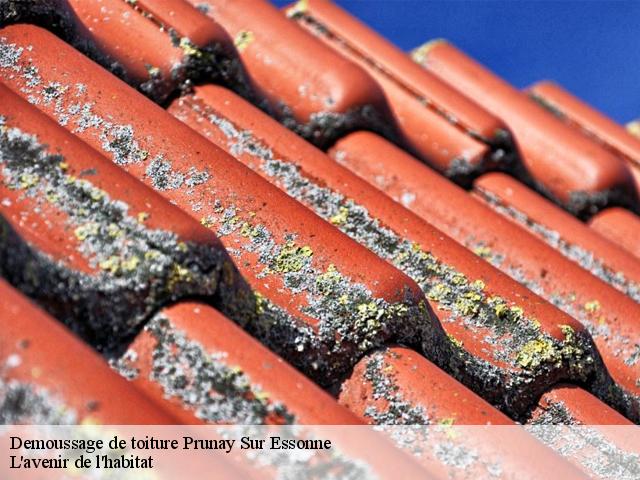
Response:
473,245,492,258
584,300,600,314
18,172,39,189
144,250,160,260
89,189,104,201
427,283,451,301
254,291,266,315
179,37,202,58
106,223,122,238
74,223,99,241
121,256,140,272
286,0,309,18
627,120,640,139
447,333,464,349
411,38,449,64
330,206,349,226
516,338,557,369
234,31,255,52
98,256,121,274
240,222,252,237
168,263,192,289
273,241,313,273
200,216,215,228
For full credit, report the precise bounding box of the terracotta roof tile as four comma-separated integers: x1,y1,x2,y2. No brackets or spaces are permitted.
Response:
50,0,242,103
410,39,637,217
330,132,640,422
188,0,392,147
527,385,640,478
287,0,507,182
531,385,633,426
339,346,512,426
0,23,430,386
527,80,640,168
1,0,639,439
0,278,177,424
338,349,589,479
116,302,362,425
589,207,640,259
166,83,608,418
287,0,507,144
473,171,640,287
0,84,231,353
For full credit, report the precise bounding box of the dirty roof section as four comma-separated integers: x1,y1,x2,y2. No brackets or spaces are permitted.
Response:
1,0,639,456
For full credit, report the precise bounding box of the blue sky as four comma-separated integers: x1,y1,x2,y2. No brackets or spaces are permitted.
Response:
272,0,640,124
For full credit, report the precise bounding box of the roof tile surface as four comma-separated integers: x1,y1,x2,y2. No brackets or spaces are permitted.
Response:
0,278,178,424
1,23,431,387
410,39,637,216
166,83,608,418
1,0,639,460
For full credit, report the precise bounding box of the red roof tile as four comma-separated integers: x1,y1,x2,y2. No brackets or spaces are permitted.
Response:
339,348,589,479
117,302,362,425
1,0,640,439
287,0,505,181
0,84,230,353
531,385,633,426
330,132,640,421
589,207,640,259
189,0,392,147
410,39,637,216
0,278,177,424
166,83,608,418
527,80,640,168
0,23,432,386
339,346,512,425
287,0,506,144
57,0,240,102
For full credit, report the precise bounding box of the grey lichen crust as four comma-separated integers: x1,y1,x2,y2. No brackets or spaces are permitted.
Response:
527,417,640,480
0,379,77,424
204,206,438,385
472,189,640,421
0,37,437,385
0,122,227,354
123,314,296,424
274,100,397,150
188,101,599,415
116,0,251,103
0,353,77,424
0,0,249,104
359,352,505,477
472,190,640,306
360,352,432,425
